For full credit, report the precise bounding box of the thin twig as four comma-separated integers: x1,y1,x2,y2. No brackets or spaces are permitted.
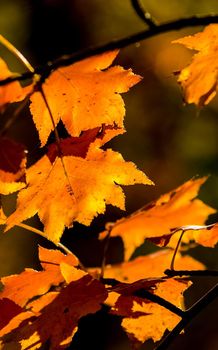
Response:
170,223,216,270
165,269,218,277
1,14,218,86
138,289,184,318
15,222,89,272
0,34,34,73
0,35,38,134
17,222,73,255
18,224,72,258
109,281,184,317
17,222,47,239
131,0,157,27
170,229,185,270
19,222,70,256
100,224,113,279
39,85,61,146
57,242,75,256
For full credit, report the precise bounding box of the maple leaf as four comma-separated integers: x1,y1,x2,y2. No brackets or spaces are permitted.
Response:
0,58,32,111
30,50,141,146
173,24,218,106
0,246,78,307
6,128,152,242
0,275,107,350
91,250,202,347
111,278,189,347
101,177,215,260
0,137,26,194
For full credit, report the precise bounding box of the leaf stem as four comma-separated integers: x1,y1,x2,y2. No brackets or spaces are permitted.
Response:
169,223,216,270
0,35,38,135
17,222,73,256
100,225,113,279
0,34,34,73
39,85,61,145
170,229,185,270
131,0,157,27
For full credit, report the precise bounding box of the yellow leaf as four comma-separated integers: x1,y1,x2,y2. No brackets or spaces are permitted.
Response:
173,24,218,106
99,250,204,283
30,50,141,146
103,177,215,260
0,58,31,111
120,279,189,345
0,246,78,307
0,275,107,350
6,134,152,242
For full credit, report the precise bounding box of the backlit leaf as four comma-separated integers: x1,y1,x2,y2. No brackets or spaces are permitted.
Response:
0,246,78,307
30,50,141,146
6,128,152,242
100,250,204,282
0,275,107,350
102,177,214,260
117,279,189,346
0,58,31,111
173,24,218,106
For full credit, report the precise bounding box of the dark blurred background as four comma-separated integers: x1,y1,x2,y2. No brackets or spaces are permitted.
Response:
0,1,218,349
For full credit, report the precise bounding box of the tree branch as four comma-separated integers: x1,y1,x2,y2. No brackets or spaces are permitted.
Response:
165,269,218,277
107,279,184,318
135,289,184,318
0,14,218,86
131,0,158,27
155,283,218,350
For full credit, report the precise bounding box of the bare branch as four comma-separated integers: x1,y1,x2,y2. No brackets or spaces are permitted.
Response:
0,14,218,86
155,283,218,350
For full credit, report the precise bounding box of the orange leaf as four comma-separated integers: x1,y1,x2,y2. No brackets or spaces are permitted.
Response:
98,250,204,283
6,128,152,242
116,279,189,346
173,24,218,106
93,250,202,346
0,246,78,307
30,50,141,146
104,276,190,347
102,177,215,260
0,275,107,349
0,58,31,111
194,223,218,247
0,137,26,194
